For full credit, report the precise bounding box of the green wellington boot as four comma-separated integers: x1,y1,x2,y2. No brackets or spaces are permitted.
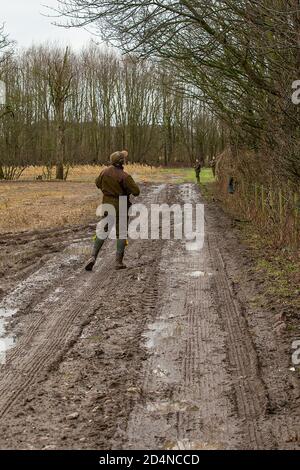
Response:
115,239,127,270
85,237,105,272
115,252,127,270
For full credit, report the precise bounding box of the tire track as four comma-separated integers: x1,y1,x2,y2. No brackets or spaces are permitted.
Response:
207,233,269,449
0,184,167,425
0,254,114,418
0,182,291,449
123,185,242,450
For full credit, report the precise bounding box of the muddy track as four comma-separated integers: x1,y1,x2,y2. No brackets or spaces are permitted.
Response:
0,223,95,296
0,183,299,449
208,235,267,448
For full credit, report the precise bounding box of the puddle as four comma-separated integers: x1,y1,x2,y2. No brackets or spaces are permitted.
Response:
0,307,18,335
1,250,83,315
142,320,182,349
189,271,205,278
0,307,18,318
0,307,17,360
0,337,16,364
188,271,213,278
0,239,90,363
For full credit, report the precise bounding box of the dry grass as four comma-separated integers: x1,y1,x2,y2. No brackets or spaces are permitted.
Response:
0,181,99,234
21,164,164,183
1,164,161,234
1,164,206,234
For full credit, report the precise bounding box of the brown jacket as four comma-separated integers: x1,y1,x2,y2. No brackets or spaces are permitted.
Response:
95,165,140,212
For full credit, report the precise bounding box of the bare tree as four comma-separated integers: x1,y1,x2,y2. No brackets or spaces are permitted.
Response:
0,25,14,179
45,46,74,179
56,0,300,184
0,43,223,177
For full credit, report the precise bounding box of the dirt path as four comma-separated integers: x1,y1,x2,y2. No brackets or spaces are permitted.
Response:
0,183,299,450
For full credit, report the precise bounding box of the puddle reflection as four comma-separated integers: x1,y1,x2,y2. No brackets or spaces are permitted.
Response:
0,307,17,359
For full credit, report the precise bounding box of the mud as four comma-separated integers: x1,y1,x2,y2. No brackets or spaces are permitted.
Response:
0,183,299,449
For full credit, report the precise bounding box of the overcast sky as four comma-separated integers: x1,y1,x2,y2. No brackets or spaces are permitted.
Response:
2,0,97,50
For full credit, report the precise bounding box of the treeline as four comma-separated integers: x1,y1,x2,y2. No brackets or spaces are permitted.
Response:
0,41,223,180
59,0,300,187
55,0,300,246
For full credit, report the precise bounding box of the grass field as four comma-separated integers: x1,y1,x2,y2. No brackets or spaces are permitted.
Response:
0,166,215,233
20,165,214,184
157,167,214,184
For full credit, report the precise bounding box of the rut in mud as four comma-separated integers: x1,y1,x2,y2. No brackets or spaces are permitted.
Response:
0,183,299,450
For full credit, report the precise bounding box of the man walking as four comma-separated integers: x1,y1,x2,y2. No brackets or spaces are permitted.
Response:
85,150,140,272
211,156,216,177
194,159,202,183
